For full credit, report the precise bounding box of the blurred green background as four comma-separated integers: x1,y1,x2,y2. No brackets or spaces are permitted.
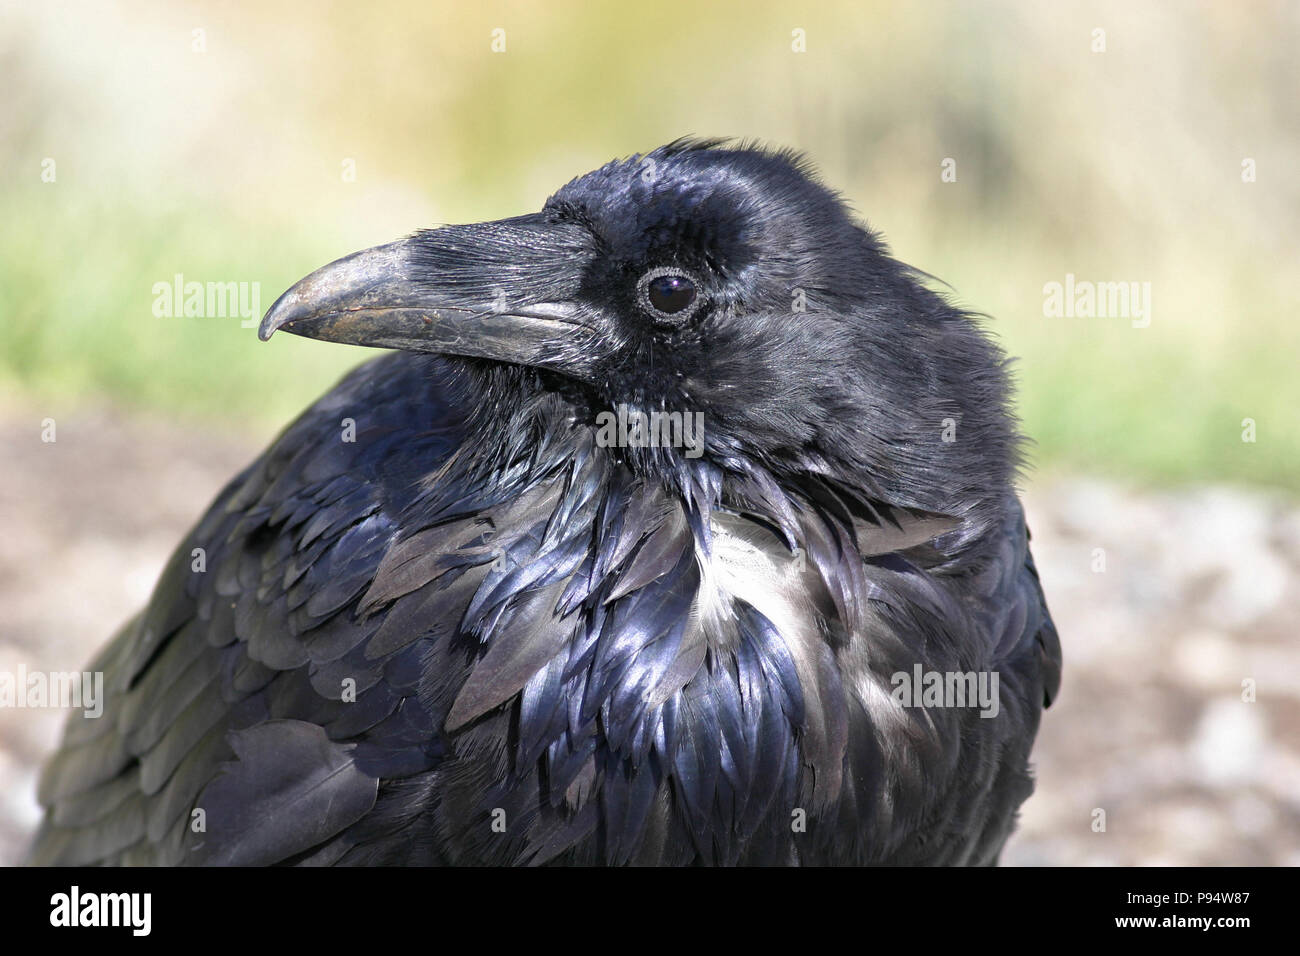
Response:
2,0,1296,487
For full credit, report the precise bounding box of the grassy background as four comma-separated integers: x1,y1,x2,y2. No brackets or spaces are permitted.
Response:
2,0,1296,487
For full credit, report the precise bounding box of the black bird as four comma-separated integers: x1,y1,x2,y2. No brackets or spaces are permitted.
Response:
29,140,1060,866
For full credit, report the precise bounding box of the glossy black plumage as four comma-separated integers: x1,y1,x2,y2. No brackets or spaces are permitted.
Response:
29,140,1060,866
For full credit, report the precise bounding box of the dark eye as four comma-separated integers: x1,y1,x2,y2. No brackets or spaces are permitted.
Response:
638,269,699,323
647,274,695,313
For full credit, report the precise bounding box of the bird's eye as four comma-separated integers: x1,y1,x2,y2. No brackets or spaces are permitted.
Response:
638,269,699,323
647,275,695,313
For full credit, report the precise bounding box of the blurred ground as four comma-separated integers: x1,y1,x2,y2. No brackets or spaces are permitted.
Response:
1,403,1296,865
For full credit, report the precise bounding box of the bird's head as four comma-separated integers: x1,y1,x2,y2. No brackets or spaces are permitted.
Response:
261,140,1019,528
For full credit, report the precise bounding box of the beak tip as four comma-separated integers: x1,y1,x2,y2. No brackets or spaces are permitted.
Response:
258,298,297,341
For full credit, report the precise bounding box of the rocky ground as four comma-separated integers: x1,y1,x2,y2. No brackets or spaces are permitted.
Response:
1,405,1297,865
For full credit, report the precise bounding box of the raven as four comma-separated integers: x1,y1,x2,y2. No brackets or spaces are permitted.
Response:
29,139,1060,866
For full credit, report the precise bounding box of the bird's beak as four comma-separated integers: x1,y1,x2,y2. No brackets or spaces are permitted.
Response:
258,221,601,381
